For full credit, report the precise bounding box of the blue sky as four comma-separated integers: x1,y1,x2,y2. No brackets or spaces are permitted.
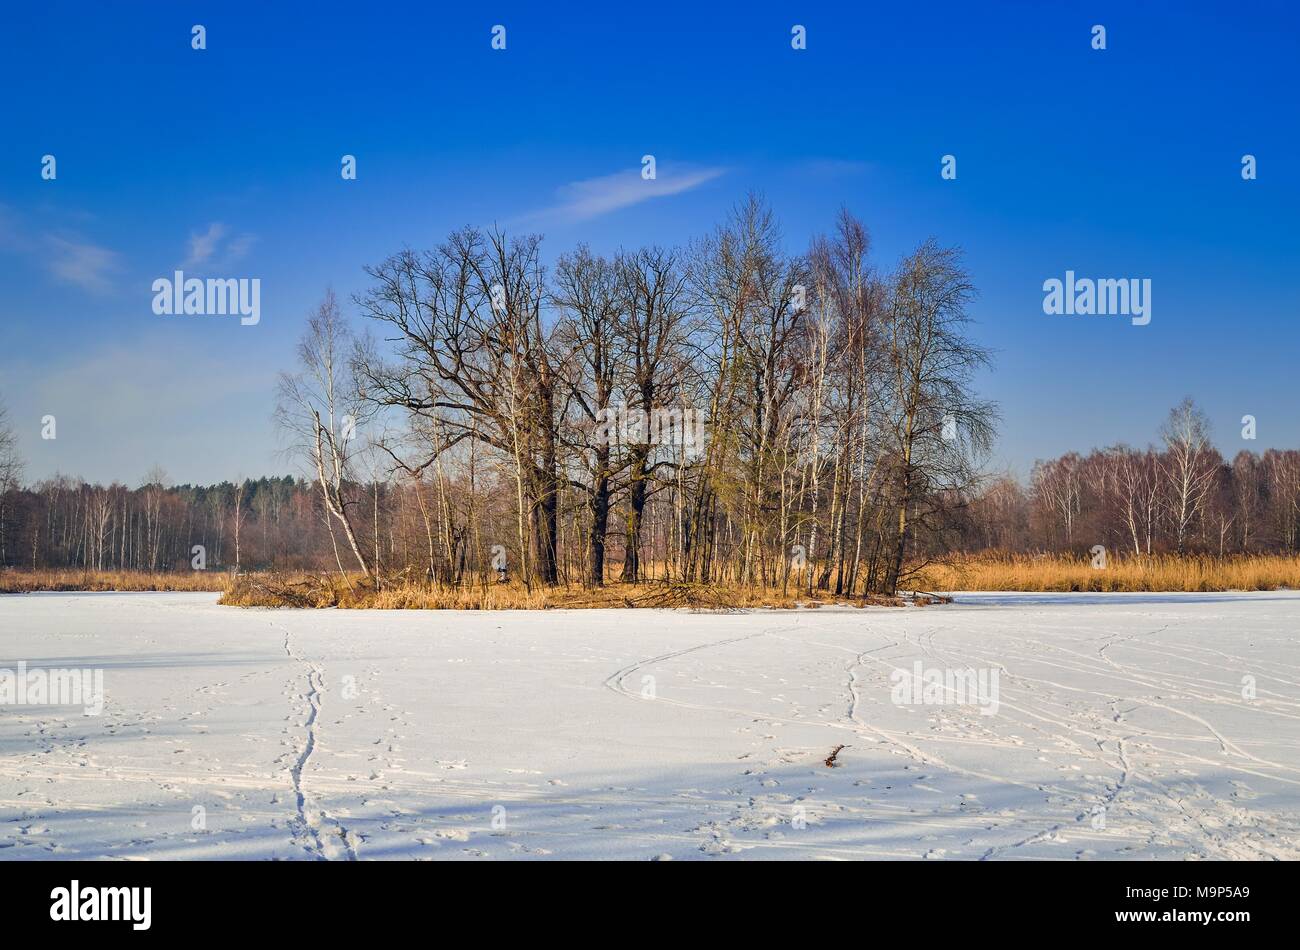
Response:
1,1,1297,485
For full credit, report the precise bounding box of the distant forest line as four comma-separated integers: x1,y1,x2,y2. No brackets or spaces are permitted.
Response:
1,414,1294,586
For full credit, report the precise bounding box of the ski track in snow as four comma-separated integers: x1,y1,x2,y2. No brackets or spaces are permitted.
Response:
276,619,356,861
1,590,1298,860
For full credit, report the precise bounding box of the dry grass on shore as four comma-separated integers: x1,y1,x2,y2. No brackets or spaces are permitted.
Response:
1,567,899,608
913,553,1300,592
8,554,1294,605
0,569,229,594
217,573,901,610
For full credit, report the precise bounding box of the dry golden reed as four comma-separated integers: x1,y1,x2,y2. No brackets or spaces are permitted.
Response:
8,555,1292,606
0,569,229,594
913,553,1300,593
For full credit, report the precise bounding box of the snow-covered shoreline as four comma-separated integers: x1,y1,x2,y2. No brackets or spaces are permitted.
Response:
2,591,1297,860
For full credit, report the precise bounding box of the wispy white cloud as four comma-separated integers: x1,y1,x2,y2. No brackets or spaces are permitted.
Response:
184,222,227,267
182,222,256,270
516,164,727,226
44,235,119,293
0,205,120,294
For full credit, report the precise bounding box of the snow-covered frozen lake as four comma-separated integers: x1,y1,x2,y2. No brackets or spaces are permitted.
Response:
1,591,1297,860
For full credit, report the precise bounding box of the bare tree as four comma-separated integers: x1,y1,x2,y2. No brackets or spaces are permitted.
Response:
1232,450,1263,551
276,290,372,578
1263,449,1300,552
1160,398,1218,554
1108,446,1159,555
231,478,247,573
879,241,995,593
0,398,23,566
142,465,167,572
354,228,562,586
87,485,113,570
614,246,692,582
552,246,626,586
1033,454,1083,548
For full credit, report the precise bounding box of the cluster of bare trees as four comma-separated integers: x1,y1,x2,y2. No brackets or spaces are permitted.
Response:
0,199,996,592
275,198,995,594
959,399,1300,557
5,394,1294,585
